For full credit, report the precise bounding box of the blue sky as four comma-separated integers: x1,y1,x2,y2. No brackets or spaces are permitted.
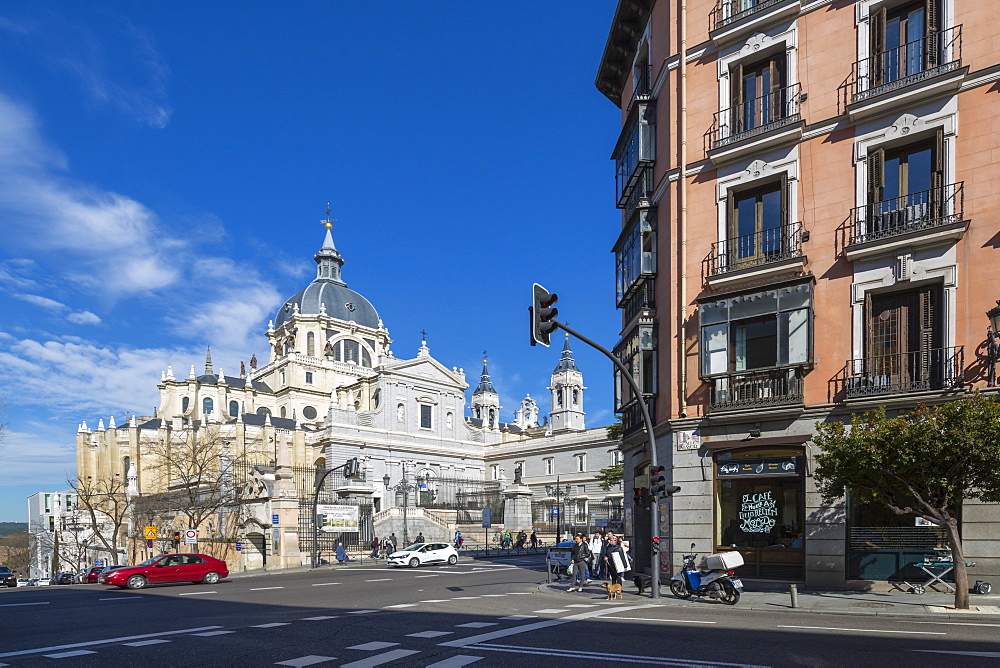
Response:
0,2,622,521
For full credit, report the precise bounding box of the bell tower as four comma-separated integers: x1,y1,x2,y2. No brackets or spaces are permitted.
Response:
548,334,585,432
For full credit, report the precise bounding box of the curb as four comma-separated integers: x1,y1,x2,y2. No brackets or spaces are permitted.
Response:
536,582,1000,621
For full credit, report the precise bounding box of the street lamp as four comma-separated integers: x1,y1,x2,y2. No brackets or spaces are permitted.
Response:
545,476,572,543
384,473,425,546
987,301,1000,386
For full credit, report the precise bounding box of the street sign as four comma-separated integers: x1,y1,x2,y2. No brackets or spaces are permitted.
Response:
146,539,153,547
481,508,492,528
144,526,158,540
272,514,279,525
95,559,105,567
595,518,608,527
235,542,242,552
183,529,198,545
551,508,560,516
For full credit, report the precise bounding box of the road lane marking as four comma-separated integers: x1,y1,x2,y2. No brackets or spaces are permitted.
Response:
506,592,532,595
415,575,439,578
252,623,291,628
533,609,569,614
192,630,234,636
407,631,453,638
341,649,420,667
302,616,338,621
311,582,341,586
0,602,49,607
420,599,449,603
384,603,418,608
566,604,598,607
365,579,393,582
178,591,217,596
274,656,337,667
439,604,657,648
425,656,483,667
44,650,96,659
913,621,1000,627
122,639,171,647
0,626,224,658
346,609,380,614
456,623,498,628
777,625,945,635
481,594,506,597
100,596,142,601
498,615,537,620
470,643,765,666
604,616,718,624
452,596,479,600
348,642,399,651
250,587,285,591
912,650,1000,657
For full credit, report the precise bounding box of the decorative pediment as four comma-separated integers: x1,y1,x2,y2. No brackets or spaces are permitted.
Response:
885,113,921,139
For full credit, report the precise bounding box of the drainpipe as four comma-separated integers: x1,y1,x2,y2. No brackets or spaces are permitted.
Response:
678,0,689,419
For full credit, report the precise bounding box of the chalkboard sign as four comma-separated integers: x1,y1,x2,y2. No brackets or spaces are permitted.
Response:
717,457,799,477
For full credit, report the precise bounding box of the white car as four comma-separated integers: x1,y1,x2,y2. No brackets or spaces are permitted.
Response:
16,578,30,587
387,542,459,568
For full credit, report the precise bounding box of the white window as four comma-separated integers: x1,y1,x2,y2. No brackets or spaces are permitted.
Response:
544,458,554,475
610,450,622,466
575,454,586,472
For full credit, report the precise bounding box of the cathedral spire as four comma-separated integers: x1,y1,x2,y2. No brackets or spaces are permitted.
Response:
204,347,214,375
473,358,496,395
553,333,579,372
315,203,345,284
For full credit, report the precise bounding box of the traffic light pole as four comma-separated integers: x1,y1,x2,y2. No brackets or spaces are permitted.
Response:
550,320,662,600
311,458,360,569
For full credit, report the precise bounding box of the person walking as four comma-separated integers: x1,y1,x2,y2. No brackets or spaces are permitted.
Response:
369,536,380,559
588,530,607,581
415,532,425,544
529,531,538,550
604,534,631,588
568,533,592,592
389,532,397,548
454,530,463,549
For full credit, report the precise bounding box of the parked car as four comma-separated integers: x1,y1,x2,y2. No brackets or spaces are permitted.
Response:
16,578,30,587
99,554,228,590
546,540,575,574
387,542,459,568
84,567,105,583
75,568,88,583
54,573,75,585
0,566,17,588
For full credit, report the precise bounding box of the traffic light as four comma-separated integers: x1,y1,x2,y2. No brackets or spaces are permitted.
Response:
344,457,360,478
632,487,649,507
652,536,660,553
650,466,666,497
172,531,180,548
530,283,559,347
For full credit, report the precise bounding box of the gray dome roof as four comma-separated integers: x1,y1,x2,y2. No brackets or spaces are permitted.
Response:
274,279,380,330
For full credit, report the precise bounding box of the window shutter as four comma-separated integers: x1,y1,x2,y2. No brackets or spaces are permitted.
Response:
932,128,944,217
868,148,884,204
731,62,743,133
863,291,874,364
926,0,940,67
918,287,936,380
726,188,736,242
871,8,886,85
770,54,786,122
779,174,789,228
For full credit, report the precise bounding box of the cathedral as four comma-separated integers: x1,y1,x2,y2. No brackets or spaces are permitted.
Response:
74,220,620,570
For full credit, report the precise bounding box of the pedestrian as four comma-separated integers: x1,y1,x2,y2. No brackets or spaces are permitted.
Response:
370,536,380,559
416,532,425,544
588,530,607,581
454,530,463,549
568,532,592,592
389,532,397,548
335,542,350,564
603,534,631,588
529,531,538,550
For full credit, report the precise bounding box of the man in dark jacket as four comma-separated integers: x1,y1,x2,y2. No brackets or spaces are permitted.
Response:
568,533,592,591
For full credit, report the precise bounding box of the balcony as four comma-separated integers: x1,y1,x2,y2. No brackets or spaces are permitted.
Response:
618,397,656,437
845,182,968,261
841,346,964,399
705,222,806,287
709,0,801,44
848,26,965,120
621,279,655,325
710,367,805,412
622,164,655,222
706,84,802,163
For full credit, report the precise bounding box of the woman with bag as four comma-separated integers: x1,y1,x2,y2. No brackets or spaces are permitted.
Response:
568,533,592,591
603,534,631,588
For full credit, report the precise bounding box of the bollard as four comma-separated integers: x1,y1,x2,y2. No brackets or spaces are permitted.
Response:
545,555,552,584
790,583,799,608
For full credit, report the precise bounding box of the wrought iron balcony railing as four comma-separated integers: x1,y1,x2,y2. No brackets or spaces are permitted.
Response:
849,182,964,246
710,0,791,32
706,221,803,276
618,397,656,436
710,83,801,150
843,346,964,398
709,366,805,411
852,26,962,103
621,278,655,323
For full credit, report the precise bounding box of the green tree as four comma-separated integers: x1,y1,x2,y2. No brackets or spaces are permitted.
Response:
813,394,1000,610
596,463,623,492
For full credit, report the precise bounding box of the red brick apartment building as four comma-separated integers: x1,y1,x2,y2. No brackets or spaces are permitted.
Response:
597,0,999,587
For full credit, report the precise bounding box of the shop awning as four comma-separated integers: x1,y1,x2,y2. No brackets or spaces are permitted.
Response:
701,434,812,451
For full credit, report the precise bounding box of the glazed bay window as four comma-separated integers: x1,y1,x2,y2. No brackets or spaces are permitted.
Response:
613,99,655,208
614,323,656,435
700,283,812,410
614,210,656,305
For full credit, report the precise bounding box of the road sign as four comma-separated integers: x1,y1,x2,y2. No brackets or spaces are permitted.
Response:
595,518,609,527
235,542,242,552
144,526,158,539
94,559,105,567
551,508,560,516
146,539,153,547
183,529,198,545
481,508,492,528
272,514,279,525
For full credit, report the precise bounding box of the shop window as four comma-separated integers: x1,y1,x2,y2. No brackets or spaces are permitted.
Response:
715,447,804,580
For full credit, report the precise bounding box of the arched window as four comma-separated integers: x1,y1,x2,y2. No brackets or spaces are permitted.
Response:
333,341,343,362
573,389,579,405
280,406,286,418
122,456,130,477
361,347,371,367
306,332,315,357
256,407,271,417
229,401,239,417
557,389,563,406
182,396,190,412
203,397,214,415
344,340,359,365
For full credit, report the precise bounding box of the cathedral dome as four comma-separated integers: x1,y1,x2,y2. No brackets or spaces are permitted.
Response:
273,222,381,330
274,280,380,329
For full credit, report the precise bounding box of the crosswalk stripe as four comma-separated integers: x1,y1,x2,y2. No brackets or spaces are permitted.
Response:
274,655,336,667
384,604,418,609
340,649,420,667
44,650,96,659
406,631,453,638
122,639,171,647
348,642,399,651
425,655,483,667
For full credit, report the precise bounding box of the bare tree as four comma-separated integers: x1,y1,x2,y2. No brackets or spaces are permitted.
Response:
69,475,131,564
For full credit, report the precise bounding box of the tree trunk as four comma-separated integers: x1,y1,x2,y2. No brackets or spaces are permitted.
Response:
944,517,969,610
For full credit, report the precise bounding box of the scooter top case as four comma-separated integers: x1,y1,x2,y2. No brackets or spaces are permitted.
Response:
706,551,744,571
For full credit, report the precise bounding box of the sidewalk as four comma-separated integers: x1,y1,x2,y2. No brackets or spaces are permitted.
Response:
539,580,1000,620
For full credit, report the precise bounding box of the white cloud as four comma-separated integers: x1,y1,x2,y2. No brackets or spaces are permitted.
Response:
66,310,101,325
2,428,78,487
13,293,64,311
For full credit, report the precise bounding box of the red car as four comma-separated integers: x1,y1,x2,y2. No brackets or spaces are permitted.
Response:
99,554,229,590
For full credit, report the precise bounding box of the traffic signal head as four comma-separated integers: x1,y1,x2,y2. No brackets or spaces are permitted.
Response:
530,283,559,347
632,487,649,506
652,536,660,553
344,457,360,479
650,465,666,497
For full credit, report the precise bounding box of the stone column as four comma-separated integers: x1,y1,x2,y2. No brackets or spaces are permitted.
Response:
503,483,534,535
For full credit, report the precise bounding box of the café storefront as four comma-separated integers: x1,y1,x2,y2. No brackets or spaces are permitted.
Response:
713,445,805,581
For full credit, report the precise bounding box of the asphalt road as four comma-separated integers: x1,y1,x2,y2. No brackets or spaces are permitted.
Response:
1,555,999,667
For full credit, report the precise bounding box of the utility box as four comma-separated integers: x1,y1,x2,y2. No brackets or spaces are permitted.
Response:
707,552,744,571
